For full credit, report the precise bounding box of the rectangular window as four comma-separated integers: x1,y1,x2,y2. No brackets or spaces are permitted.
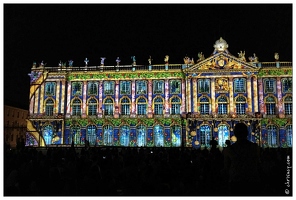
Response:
104,81,115,95
153,80,164,94
264,79,275,93
198,79,210,93
282,78,292,93
120,81,131,95
170,80,181,94
88,82,98,95
72,82,82,96
45,82,56,96
234,78,246,93
136,81,147,95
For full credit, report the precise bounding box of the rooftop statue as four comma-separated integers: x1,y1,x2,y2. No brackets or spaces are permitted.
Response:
131,56,136,65
116,57,121,65
197,52,205,62
274,52,279,61
68,60,73,67
238,50,246,61
248,53,259,63
148,56,152,65
164,55,169,64
100,57,106,65
84,58,89,66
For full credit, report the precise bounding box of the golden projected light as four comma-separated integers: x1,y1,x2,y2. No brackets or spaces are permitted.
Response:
190,131,196,136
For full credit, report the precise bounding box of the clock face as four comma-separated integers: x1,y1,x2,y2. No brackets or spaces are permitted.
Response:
218,59,225,67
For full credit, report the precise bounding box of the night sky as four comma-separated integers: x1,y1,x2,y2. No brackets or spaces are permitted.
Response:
3,3,293,110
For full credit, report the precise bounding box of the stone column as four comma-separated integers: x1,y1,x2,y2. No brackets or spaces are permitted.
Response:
40,84,45,113
211,78,216,115
164,79,170,116
56,80,60,114
82,81,87,118
192,78,198,113
257,78,265,115
277,77,284,118
66,82,71,117
247,77,252,114
148,80,153,118
98,81,103,117
252,76,258,113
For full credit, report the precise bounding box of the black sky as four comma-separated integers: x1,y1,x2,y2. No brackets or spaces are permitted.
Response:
3,3,293,109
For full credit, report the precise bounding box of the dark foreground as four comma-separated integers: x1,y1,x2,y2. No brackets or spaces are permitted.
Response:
4,144,292,196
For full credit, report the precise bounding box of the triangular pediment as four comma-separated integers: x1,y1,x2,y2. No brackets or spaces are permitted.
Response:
186,51,258,72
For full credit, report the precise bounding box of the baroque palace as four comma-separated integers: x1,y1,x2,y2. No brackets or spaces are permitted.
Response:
26,37,292,148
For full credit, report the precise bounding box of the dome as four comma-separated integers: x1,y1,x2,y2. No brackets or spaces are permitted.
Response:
213,37,229,52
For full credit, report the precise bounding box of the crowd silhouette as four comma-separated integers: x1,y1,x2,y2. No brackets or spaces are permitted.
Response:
4,141,292,196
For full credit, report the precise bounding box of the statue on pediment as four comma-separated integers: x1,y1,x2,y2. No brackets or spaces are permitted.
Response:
197,52,205,62
248,53,259,63
274,53,279,61
184,56,193,64
238,50,246,61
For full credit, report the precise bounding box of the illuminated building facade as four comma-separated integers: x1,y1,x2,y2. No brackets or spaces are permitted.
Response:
26,38,292,148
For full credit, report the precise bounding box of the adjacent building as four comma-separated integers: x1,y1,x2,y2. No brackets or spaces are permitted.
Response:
4,105,28,148
26,37,292,148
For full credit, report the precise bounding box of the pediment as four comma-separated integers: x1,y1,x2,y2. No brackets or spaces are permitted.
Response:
186,51,258,72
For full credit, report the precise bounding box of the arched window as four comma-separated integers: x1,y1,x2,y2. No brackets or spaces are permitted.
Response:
120,125,130,147
265,96,276,115
171,96,181,115
284,96,292,115
88,81,98,95
218,96,228,115
235,95,246,115
171,125,181,147
87,125,97,145
137,97,147,115
72,99,82,116
199,96,210,115
88,98,97,116
286,125,292,147
198,79,210,93
45,99,54,116
70,125,81,145
136,80,147,94
218,124,229,147
103,125,113,145
234,78,246,93
154,97,164,115
137,125,147,147
43,125,53,145
121,97,130,115
104,98,114,116
154,125,164,147
267,125,278,147
200,125,211,148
